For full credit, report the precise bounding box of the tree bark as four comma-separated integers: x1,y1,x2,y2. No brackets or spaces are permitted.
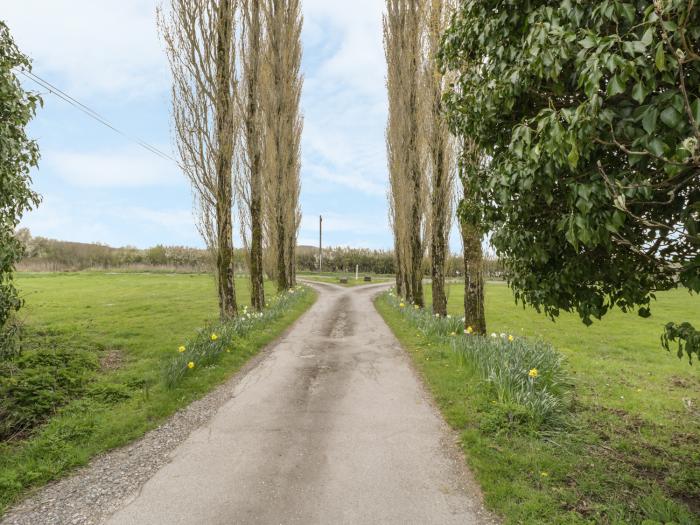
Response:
244,0,265,311
461,220,485,334
214,0,237,319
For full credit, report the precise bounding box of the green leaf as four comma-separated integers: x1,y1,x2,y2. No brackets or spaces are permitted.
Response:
648,137,667,157
641,27,654,46
607,74,626,96
660,106,682,128
655,43,666,71
691,98,700,124
580,35,596,49
631,83,647,104
642,108,658,134
568,144,580,169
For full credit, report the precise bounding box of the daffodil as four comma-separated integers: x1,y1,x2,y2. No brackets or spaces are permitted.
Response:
178,345,186,353
491,333,497,338
508,335,514,342
188,361,195,369
450,332,456,336
210,333,218,341
414,304,419,310
540,471,548,477
399,302,405,308
528,368,539,379
466,326,474,334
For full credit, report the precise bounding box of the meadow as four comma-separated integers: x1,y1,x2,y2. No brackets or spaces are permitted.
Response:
298,271,393,287
0,272,315,516
377,282,700,524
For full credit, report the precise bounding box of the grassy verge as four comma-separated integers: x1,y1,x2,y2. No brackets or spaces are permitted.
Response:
298,271,393,287
0,272,315,516
376,285,700,525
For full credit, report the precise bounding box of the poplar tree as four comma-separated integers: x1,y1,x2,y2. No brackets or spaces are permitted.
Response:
240,0,266,311
262,0,303,292
422,0,455,316
160,0,239,319
384,0,426,307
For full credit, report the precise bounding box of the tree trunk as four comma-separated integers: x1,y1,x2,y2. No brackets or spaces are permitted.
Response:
430,147,448,316
245,0,265,312
276,207,288,291
461,216,485,334
214,0,237,320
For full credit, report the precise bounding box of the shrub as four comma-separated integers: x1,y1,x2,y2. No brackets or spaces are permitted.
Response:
164,285,311,388
386,290,571,429
0,350,98,439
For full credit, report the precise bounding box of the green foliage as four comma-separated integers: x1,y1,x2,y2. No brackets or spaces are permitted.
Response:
0,21,41,358
662,320,700,363
441,0,699,361
385,290,571,428
0,350,98,440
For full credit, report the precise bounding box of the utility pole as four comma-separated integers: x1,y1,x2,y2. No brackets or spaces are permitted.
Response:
319,215,323,273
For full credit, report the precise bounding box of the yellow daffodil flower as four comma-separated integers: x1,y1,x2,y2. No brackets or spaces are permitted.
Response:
466,326,474,334
178,345,186,353
508,335,514,342
211,333,218,341
529,368,539,379
187,361,195,369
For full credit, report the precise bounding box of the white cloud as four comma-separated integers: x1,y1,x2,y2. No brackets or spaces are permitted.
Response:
300,1,389,199
21,195,199,248
46,147,179,188
2,0,168,100
300,211,388,237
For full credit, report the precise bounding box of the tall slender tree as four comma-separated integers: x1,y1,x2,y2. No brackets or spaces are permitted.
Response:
160,0,239,319
240,0,265,311
262,0,303,292
384,0,426,307
422,0,455,316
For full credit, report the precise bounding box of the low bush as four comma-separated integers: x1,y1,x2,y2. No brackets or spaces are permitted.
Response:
385,290,571,429
0,350,99,440
164,285,312,388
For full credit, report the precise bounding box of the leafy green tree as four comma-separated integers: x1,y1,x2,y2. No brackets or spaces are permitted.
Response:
0,21,41,358
441,0,699,361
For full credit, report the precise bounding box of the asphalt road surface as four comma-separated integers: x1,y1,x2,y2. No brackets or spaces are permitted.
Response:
106,281,494,525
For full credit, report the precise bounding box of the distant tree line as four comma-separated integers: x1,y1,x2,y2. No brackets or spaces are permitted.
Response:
15,231,506,279
14,230,241,273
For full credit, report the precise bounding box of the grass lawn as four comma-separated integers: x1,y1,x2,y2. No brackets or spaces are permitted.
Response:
0,272,315,517
298,271,393,287
377,282,700,524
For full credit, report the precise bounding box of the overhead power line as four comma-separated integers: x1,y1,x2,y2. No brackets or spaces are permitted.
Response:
17,68,178,164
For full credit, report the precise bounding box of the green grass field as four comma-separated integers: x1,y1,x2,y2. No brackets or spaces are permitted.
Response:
298,271,393,287
0,272,315,516
378,282,700,524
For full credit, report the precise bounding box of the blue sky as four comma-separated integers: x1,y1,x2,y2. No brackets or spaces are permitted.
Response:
4,0,459,251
